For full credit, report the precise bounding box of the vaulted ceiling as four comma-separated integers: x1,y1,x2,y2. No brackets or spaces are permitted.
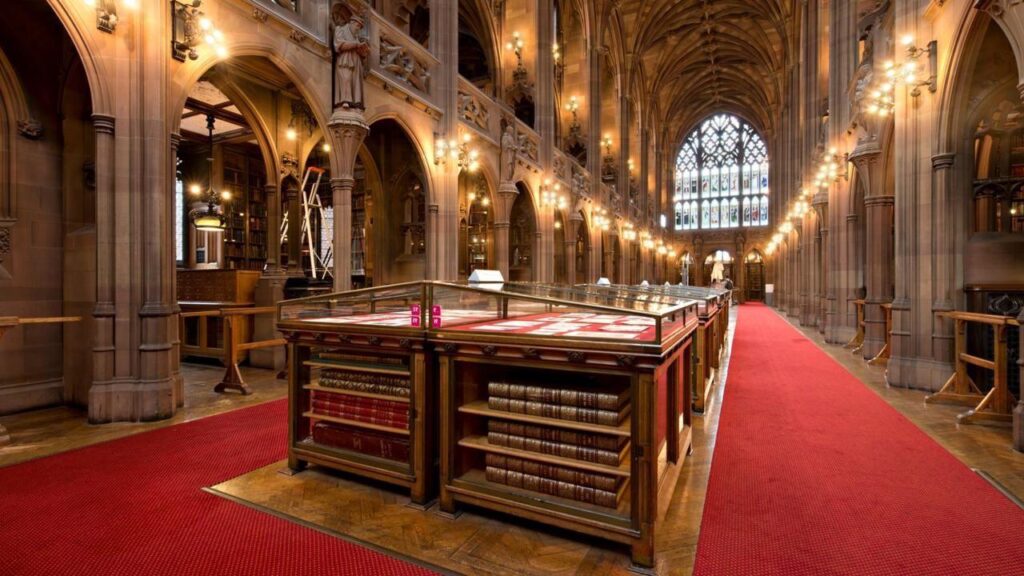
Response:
610,0,798,150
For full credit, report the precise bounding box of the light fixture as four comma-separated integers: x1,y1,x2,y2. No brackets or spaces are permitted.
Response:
322,143,331,153
506,32,525,63
565,96,580,122
897,37,937,96
540,179,567,210
172,1,229,62
434,133,479,172
554,219,562,230
286,128,298,141
189,114,227,233
601,134,613,157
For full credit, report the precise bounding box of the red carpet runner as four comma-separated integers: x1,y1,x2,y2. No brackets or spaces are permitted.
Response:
0,400,436,576
693,303,1024,576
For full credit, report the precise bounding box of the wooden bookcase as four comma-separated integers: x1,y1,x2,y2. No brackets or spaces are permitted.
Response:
277,283,435,507
222,147,267,271
428,282,700,569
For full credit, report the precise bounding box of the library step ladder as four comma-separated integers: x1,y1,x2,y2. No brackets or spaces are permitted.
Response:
280,166,333,279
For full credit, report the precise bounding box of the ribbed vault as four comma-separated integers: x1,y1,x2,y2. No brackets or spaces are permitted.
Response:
613,0,797,148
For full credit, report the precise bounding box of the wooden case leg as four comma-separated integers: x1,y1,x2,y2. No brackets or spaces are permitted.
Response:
629,536,656,573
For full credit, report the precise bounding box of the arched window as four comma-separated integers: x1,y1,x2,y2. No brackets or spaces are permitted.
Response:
675,114,770,229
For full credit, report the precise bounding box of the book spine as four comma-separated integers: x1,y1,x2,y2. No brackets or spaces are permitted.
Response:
488,432,622,466
320,370,410,389
488,382,628,411
312,406,409,429
312,392,409,415
316,352,405,366
317,379,411,398
312,422,409,462
484,466,617,508
488,397,625,426
485,454,619,492
488,420,624,451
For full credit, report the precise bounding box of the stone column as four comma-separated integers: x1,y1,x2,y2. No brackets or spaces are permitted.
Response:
566,215,581,284
850,145,893,358
932,153,956,365
89,114,117,418
284,178,302,275
603,232,614,278
815,197,829,334
494,182,517,280
328,110,369,291
264,183,281,272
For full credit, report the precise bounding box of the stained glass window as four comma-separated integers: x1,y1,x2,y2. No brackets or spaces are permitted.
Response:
674,114,770,230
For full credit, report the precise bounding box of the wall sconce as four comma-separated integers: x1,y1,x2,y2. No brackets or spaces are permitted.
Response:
593,206,611,231
85,0,127,33
668,248,677,259
554,219,562,230
896,36,937,96
812,147,847,188
540,179,567,210
172,0,229,62
866,79,895,117
434,133,479,172
565,96,580,124
506,32,525,65
553,41,563,80
601,134,613,157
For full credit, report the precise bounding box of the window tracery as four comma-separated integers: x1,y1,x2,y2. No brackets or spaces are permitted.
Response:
674,114,769,230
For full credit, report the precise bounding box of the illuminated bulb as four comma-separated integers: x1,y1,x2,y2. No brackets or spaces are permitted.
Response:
468,192,476,202
84,0,95,6
213,29,224,42
901,35,914,47
215,45,229,59
286,128,297,141
322,143,331,152
221,191,232,200
199,17,212,31
189,184,202,195
122,0,138,9
554,220,562,230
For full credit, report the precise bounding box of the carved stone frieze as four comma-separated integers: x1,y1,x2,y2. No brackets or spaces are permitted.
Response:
17,119,42,139
457,90,490,130
380,36,431,92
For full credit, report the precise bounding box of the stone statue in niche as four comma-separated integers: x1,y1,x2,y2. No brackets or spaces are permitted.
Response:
333,11,369,110
501,124,518,182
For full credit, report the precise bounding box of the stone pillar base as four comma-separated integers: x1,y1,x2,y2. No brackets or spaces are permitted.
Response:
88,377,177,424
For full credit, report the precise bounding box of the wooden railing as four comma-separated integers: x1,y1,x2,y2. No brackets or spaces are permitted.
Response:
926,311,1019,426
867,303,893,366
0,316,82,446
216,307,287,395
845,299,866,353
179,306,286,395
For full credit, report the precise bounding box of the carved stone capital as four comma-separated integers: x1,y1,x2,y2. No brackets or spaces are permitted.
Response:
327,109,370,179
91,114,115,135
931,152,955,170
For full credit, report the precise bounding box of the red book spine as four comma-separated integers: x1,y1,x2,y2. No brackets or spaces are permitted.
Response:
311,422,410,462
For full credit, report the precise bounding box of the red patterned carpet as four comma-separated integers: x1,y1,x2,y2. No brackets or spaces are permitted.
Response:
0,400,437,576
693,303,1024,576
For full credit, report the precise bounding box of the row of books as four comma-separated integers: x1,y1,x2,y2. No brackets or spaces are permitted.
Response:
311,391,409,429
486,465,622,509
484,381,631,509
311,421,410,463
319,369,411,399
487,381,630,426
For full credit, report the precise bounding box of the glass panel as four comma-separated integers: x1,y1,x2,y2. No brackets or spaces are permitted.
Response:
279,283,427,329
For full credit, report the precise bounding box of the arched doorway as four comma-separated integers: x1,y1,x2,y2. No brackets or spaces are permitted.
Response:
509,183,537,281
459,171,494,279
358,119,429,286
746,249,765,300
458,0,498,97
0,2,97,411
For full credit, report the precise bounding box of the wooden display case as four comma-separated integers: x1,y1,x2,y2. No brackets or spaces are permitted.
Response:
428,282,700,569
581,284,731,413
276,283,435,507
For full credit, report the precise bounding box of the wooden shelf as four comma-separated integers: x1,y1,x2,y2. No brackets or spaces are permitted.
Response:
304,383,410,403
305,360,411,377
302,411,410,436
458,435,629,478
458,401,631,438
453,469,630,517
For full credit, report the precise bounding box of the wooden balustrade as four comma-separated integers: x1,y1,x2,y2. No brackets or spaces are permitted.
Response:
926,311,1019,426
845,299,866,353
215,306,287,395
0,316,82,446
867,303,893,366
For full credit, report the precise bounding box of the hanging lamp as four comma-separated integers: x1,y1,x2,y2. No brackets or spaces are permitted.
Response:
189,113,227,232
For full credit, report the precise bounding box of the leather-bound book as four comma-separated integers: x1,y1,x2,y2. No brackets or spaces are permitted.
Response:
488,382,630,411
488,396,629,426
485,466,620,508
487,431,626,466
485,453,620,492
311,421,410,462
488,420,625,452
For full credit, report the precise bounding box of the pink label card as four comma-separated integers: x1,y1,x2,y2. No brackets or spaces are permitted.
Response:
431,305,442,317
410,316,421,327
410,304,421,315
431,316,442,328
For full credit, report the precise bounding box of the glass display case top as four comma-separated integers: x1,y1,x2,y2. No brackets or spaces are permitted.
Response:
277,281,429,331
578,283,726,317
427,281,698,347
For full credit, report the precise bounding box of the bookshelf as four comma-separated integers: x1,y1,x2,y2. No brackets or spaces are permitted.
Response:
222,146,267,271
279,283,435,508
